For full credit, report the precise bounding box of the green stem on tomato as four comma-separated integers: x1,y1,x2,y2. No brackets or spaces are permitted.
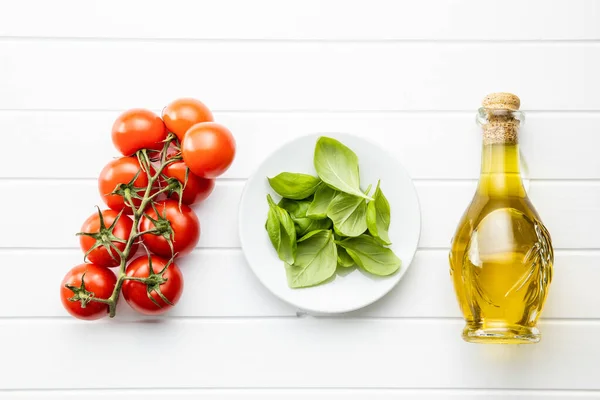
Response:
88,296,111,305
147,185,172,201
131,228,160,240
156,156,180,174
122,276,147,282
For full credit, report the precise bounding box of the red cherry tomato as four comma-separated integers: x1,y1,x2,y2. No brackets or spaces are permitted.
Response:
181,122,236,179
122,255,184,315
98,157,153,214
60,263,117,320
162,98,214,141
161,160,215,205
140,200,200,257
79,209,138,268
111,109,168,156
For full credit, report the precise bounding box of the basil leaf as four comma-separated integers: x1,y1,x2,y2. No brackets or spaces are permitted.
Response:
366,180,392,245
279,198,311,219
268,172,321,200
326,184,372,237
307,184,337,220
337,245,355,268
314,137,372,200
280,198,332,237
265,195,297,264
297,219,332,237
298,229,331,242
285,230,337,288
340,235,401,276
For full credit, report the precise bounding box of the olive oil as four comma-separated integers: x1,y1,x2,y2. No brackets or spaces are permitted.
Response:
449,93,553,344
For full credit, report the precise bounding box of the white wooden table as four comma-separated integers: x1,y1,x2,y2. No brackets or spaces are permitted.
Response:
1,1,599,398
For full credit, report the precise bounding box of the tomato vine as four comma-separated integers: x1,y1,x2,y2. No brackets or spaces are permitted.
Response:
61,99,236,320
102,137,179,317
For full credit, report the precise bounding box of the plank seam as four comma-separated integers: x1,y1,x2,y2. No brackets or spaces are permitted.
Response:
3,37,600,44
0,247,599,254
2,316,600,323
3,178,600,184
1,387,600,393
3,109,600,114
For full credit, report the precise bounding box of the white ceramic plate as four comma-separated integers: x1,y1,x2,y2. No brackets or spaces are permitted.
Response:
238,133,421,314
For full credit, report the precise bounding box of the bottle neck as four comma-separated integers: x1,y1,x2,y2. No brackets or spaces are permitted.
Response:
477,142,526,197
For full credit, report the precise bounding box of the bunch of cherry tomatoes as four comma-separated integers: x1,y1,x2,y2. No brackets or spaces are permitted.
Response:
60,98,235,320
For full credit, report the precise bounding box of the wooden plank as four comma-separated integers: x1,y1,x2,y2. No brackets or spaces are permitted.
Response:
0,180,598,249
0,249,596,319
2,319,599,389
1,111,597,180
1,0,598,41
2,42,600,111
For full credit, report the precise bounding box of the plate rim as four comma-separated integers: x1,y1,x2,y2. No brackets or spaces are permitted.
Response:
238,131,422,314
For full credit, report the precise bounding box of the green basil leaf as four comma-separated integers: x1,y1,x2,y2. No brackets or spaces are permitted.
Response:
340,235,401,276
280,198,332,237
298,229,331,242
326,184,372,237
265,195,297,264
306,184,337,220
313,137,372,200
279,198,311,219
337,245,355,268
366,180,392,245
268,172,321,200
285,230,337,288
295,215,332,237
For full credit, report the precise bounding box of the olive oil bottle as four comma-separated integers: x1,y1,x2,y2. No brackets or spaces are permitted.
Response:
449,93,553,344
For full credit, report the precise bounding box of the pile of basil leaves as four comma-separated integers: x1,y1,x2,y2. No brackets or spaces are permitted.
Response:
265,136,401,288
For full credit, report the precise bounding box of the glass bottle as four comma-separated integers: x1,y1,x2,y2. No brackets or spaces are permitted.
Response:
449,92,553,344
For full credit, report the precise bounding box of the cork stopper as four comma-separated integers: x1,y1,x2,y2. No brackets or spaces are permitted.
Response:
480,92,521,145
482,92,521,111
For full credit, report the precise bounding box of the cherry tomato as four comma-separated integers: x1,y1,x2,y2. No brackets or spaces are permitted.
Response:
98,157,153,214
79,209,138,268
162,98,214,141
122,255,183,315
181,122,236,179
60,263,117,320
161,160,215,205
140,200,200,257
111,109,168,156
